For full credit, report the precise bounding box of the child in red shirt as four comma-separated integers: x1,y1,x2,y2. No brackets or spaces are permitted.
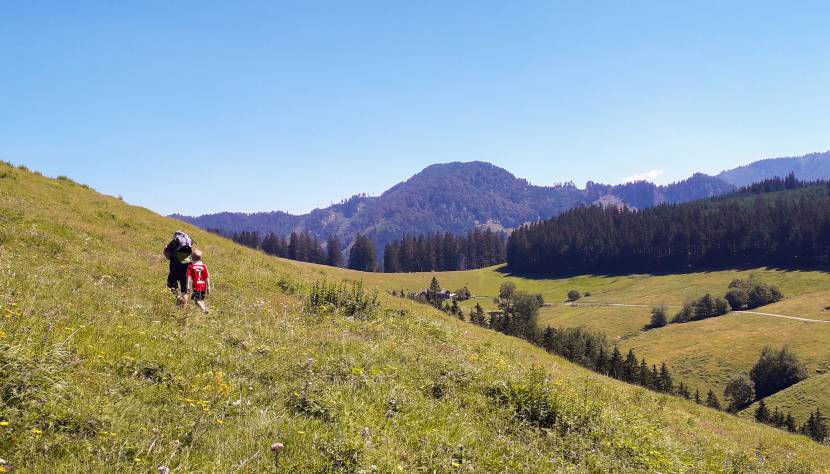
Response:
184,249,211,314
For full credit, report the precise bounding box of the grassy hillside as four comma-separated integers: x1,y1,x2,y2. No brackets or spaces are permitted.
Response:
739,375,830,421
1,162,829,472
313,263,830,422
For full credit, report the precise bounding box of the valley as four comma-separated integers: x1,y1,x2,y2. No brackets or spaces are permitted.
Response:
2,163,829,471
304,262,830,421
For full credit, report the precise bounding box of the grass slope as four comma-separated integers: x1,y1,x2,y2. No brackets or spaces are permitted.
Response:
311,259,830,426
1,162,828,472
739,375,830,422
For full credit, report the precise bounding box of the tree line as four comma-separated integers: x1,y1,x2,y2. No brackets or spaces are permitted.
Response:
383,228,506,273
226,227,506,273
228,229,382,272
230,231,343,266
506,176,830,275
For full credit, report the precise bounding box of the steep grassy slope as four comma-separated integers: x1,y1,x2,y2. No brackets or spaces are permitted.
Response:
1,163,829,472
314,264,830,422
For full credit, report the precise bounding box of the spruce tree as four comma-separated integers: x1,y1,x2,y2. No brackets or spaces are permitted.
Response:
623,349,638,383
595,346,609,375
608,346,623,379
651,365,660,390
450,299,463,320
785,413,797,432
638,358,650,388
706,390,721,410
658,362,673,394
347,234,377,272
694,389,701,404
469,303,485,326
326,235,344,267
754,399,770,424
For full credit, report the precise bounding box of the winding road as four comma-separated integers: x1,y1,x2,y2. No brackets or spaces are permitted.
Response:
559,301,830,324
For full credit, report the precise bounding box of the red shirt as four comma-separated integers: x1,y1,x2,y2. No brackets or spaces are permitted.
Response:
187,262,210,291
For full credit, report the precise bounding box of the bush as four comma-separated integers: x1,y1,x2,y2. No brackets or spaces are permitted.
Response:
671,294,730,323
723,373,754,412
725,278,783,310
455,286,472,301
305,279,380,319
645,306,669,329
749,346,807,398
567,290,581,301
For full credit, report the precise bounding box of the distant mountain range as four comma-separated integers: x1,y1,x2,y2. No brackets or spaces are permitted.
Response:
172,151,830,252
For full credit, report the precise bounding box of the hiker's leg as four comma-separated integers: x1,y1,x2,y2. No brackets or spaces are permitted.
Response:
167,272,181,303
196,300,207,313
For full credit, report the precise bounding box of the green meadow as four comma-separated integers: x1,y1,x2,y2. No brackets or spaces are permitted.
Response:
316,255,830,426
1,162,829,472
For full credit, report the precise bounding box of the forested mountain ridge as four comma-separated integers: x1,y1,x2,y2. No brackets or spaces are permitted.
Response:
174,152,830,252
506,176,830,275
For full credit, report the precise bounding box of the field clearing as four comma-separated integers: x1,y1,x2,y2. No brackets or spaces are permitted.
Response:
6,163,830,470
315,261,830,425
538,304,652,341
754,290,830,321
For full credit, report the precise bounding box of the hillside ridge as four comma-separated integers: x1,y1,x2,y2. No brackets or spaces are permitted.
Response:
178,152,830,251
3,161,829,471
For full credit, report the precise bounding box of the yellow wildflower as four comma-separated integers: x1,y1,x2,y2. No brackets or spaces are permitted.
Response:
31,428,42,434
0,421,9,426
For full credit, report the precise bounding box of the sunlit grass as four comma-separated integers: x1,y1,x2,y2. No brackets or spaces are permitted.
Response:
1,162,828,472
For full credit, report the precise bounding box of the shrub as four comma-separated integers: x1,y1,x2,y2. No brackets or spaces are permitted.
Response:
498,282,517,301
725,288,749,310
487,369,560,429
671,294,730,323
305,279,380,319
749,346,807,398
725,278,783,310
645,306,668,329
723,373,755,412
567,290,581,301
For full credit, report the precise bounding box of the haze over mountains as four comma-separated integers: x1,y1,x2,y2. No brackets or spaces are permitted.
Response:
173,151,830,251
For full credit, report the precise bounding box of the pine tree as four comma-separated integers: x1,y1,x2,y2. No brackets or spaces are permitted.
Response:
427,276,442,307
595,346,609,375
639,358,650,388
623,349,638,383
608,346,623,379
347,234,377,272
785,413,797,432
658,362,674,394
470,303,486,326
754,399,770,424
450,299,463,320
326,235,344,267
694,389,701,404
771,407,785,428
706,390,721,410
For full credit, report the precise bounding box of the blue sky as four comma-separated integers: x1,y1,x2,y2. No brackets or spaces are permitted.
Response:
2,1,829,215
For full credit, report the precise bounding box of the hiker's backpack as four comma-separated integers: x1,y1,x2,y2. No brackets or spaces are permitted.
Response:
170,231,193,263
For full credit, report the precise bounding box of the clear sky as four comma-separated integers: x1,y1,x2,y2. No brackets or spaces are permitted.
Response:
2,1,829,216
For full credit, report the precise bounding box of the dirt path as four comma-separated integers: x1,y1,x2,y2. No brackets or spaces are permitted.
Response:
560,302,830,323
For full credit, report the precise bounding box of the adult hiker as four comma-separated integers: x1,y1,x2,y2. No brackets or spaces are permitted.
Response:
163,230,194,305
